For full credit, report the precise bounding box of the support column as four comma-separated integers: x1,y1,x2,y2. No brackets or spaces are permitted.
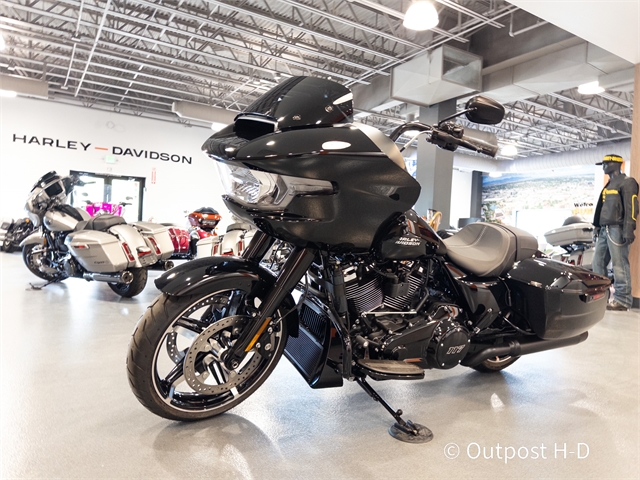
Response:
415,100,456,228
630,63,640,308
470,171,483,219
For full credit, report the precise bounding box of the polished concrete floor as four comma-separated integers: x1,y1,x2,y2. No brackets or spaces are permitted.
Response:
1,251,638,480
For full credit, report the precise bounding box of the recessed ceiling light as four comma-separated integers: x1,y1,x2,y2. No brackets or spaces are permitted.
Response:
403,2,439,31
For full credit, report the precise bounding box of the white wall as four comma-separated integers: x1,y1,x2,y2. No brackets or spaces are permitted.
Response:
449,169,473,229
0,97,233,230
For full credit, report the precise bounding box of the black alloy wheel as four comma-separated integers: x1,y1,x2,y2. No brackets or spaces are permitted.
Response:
126,289,287,421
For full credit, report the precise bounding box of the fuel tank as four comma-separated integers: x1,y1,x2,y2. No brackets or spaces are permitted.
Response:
374,210,445,260
43,205,90,232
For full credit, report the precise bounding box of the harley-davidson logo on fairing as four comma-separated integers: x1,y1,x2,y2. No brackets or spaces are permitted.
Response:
395,236,421,246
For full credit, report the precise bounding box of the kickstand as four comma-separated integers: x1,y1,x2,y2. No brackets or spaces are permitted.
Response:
28,279,59,290
356,377,433,444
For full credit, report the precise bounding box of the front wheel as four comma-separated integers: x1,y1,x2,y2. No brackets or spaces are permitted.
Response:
108,268,148,297
22,243,62,281
126,289,288,421
3,236,15,253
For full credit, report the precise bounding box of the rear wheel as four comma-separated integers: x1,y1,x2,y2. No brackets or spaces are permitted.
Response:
22,243,62,281
471,355,520,373
127,289,287,421
108,268,147,297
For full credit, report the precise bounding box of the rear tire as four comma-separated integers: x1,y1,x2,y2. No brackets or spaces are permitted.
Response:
127,289,287,421
108,268,147,297
471,355,520,373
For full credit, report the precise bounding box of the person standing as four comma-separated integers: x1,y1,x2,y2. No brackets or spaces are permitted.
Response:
592,154,639,311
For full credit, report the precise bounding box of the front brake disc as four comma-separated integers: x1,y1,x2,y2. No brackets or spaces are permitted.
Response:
182,315,262,395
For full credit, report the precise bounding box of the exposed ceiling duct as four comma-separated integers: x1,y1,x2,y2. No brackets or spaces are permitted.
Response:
482,42,633,104
0,74,49,99
391,45,483,106
171,101,237,129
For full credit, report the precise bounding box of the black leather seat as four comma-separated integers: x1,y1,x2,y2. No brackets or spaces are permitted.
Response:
75,214,126,232
442,223,538,277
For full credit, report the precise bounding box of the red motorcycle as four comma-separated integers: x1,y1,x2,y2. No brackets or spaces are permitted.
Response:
166,207,221,259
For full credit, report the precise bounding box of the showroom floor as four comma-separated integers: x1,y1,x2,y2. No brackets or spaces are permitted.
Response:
1,251,638,480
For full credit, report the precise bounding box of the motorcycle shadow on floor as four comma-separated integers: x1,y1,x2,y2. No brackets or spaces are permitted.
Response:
148,414,288,478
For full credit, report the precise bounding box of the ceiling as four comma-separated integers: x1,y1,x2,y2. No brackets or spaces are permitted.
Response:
0,0,635,160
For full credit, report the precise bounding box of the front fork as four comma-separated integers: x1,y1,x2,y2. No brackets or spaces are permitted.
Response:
223,232,316,369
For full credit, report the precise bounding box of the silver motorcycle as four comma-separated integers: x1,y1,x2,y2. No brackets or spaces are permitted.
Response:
20,172,174,297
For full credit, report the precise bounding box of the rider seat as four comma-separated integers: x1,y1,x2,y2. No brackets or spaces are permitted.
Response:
75,214,126,232
442,223,538,277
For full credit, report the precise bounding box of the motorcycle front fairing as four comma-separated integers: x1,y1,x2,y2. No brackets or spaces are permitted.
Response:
204,126,420,251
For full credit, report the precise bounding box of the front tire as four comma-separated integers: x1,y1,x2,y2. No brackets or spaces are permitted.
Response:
127,289,287,421
3,236,15,253
108,268,148,297
22,243,61,281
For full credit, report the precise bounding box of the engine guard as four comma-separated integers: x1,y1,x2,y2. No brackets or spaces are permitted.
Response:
155,256,299,337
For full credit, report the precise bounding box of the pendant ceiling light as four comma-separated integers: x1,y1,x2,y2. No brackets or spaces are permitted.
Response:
403,1,439,31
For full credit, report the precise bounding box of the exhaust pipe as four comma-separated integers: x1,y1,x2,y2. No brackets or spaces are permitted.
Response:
462,332,588,367
83,271,133,284
163,260,175,271
149,260,175,271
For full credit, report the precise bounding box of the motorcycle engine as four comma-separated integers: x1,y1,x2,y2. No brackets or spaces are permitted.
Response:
341,260,470,370
63,256,80,277
424,315,470,369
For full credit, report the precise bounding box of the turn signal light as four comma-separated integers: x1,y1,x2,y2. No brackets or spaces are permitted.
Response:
122,242,136,262
148,237,161,255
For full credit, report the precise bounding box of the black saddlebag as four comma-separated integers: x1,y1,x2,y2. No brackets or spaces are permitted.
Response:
505,258,610,340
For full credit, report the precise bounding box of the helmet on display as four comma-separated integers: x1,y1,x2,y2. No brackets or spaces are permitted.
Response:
595,154,623,165
187,207,221,231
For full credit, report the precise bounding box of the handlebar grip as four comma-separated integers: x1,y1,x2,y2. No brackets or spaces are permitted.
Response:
458,129,499,157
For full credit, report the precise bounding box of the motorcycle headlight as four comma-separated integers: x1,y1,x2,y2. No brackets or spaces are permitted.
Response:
215,163,334,211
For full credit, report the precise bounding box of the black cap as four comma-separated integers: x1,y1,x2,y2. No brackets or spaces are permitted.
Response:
596,153,623,165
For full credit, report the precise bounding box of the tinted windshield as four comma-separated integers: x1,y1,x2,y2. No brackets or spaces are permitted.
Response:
242,76,353,129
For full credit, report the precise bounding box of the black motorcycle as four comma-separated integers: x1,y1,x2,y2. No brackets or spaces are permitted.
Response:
1,217,36,253
127,77,610,442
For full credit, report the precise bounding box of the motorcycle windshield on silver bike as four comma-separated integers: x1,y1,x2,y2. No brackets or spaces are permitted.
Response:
127,77,610,442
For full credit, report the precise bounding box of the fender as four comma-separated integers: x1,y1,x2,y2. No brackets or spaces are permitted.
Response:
20,231,44,247
155,256,299,337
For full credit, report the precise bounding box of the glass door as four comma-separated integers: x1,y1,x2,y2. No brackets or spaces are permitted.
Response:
69,171,146,221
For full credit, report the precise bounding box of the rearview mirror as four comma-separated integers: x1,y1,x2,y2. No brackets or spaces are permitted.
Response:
465,96,505,125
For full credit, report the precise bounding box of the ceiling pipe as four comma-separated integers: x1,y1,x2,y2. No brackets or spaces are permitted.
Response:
508,12,548,37
62,0,84,89
74,0,111,97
